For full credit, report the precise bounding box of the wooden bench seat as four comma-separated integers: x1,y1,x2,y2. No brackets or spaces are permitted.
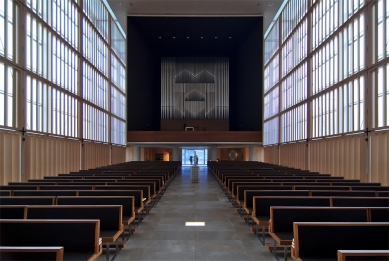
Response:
240,190,310,224
310,190,378,197
57,195,136,228
337,250,389,261
0,196,56,205
331,197,389,207
0,190,11,196
26,205,124,261
291,222,389,261
0,219,102,261
269,207,371,261
0,206,26,219
13,190,78,196
0,246,64,261
252,196,332,245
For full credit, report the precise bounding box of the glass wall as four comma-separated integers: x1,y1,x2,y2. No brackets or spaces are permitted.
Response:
0,0,126,145
264,0,388,146
182,148,208,166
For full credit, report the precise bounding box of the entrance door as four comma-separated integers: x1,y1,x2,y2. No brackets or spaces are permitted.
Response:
182,148,208,166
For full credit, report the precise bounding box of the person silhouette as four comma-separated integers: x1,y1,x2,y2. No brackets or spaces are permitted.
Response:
189,156,193,165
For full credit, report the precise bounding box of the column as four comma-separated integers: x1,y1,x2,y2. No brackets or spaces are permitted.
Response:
209,145,217,161
133,146,141,161
249,146,257,161
171,146,181,161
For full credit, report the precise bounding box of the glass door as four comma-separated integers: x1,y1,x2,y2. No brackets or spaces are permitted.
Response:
182,148,208,166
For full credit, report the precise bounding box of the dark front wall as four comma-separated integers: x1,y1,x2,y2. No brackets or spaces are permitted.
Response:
229,20,263,131
127,17,263,132
127,22,161,131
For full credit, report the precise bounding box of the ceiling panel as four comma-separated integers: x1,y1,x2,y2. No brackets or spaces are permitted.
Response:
107,0,283,33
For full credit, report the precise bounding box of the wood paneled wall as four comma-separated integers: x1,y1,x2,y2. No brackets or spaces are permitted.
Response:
25,135,81,180
0,131,21,185
264,133,389,186
370,131,389,185
82,142,111,170
264,146,279,165
310,135,366,181
280,142,307,170
112,146,126,165
161,119,229,131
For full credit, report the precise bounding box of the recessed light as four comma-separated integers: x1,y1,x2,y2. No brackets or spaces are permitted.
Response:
158,37,161,39
187,37,189,39
215,37,218,39
172,37,175,39
201,37,203,39
269,3,273,6
229,37,232,39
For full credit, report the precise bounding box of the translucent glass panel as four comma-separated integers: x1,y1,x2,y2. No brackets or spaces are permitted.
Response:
111,87,125,120
312,14,364,95
371,0,389,62
111,20,126,64
282,18,308,76
264,117,279,145
83,0,108,41
83,104,108,142
370,64,389,128
83,19,108,75
312,0,339,49
312,75,364,138
52,0,79,49
264,21,279,64
282,0,307,41
0,0,14,61
26,75,78,137
111,117,125,145
111,54,125,92
264,55,279,93
342,0,365,22
282,104,307,142
282,62,308,110
82,62,108,110
264,87,279,120
0,62,16,127
341,15,365,79
312,37,339,94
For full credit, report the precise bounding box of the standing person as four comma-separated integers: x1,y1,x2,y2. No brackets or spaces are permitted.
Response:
189,155,193,165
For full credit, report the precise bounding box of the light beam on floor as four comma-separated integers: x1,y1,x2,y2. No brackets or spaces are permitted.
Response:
185,222,205,226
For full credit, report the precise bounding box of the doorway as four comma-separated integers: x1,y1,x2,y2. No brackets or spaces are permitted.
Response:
182,148,208,166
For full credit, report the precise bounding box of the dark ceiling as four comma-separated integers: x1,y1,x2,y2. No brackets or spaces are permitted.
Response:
127,16,263,56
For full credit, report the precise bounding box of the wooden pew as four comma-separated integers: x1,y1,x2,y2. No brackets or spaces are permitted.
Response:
0,219,102,261
0,185,38,190
337,250,389,261
332,197,389,207
269,207,370,261
291,222,389,261
0,190,11,196
370,207,389,222
0,246,64,261
310,190,377,197
0,196,56,205
26,205,124,261
0,206,26,219
57,195,136,236
13,190,78,196
252,196,332,245
240,189,310,225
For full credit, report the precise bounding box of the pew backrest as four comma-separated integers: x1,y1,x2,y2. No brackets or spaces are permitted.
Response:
292,222,389,260
0,246,64,261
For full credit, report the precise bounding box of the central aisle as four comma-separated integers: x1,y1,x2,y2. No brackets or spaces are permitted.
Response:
112,166,275,261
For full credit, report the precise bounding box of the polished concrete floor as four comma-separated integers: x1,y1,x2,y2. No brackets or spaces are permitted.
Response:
103,166,281,261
